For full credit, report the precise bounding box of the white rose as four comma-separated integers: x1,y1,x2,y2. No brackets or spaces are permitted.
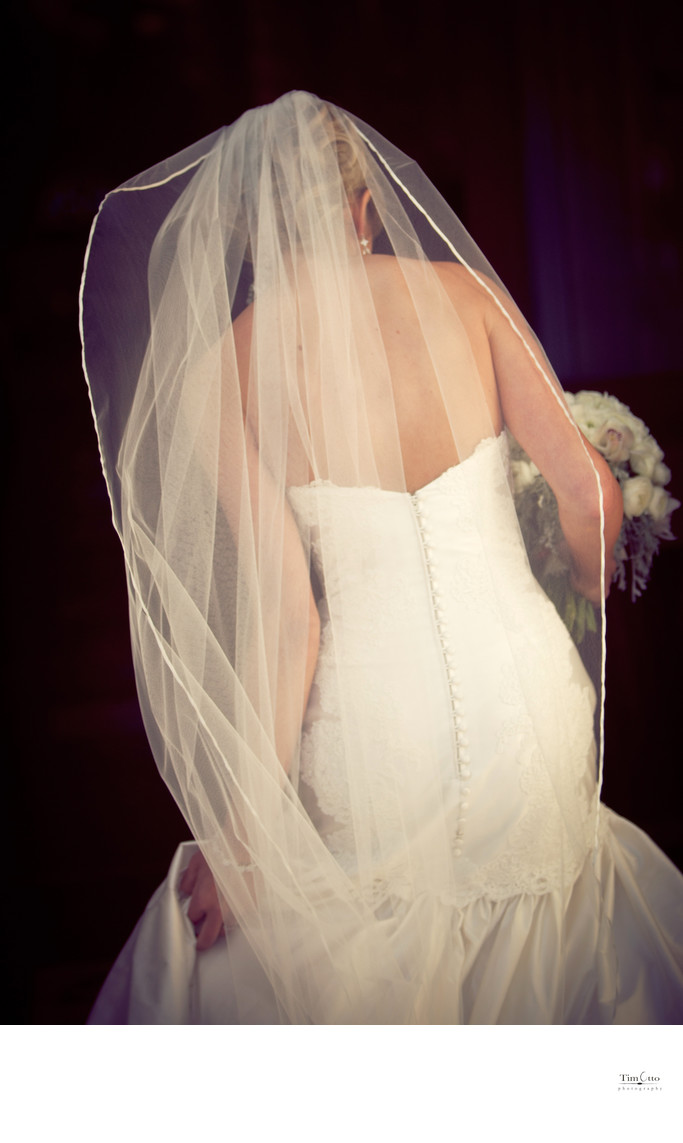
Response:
571,406,603,440
511,459,539,492
568,401,589,426
622,475,653,518
575,390,605,411
595,419,635,463
647,486,670,521
630,442,664,478
594,393,647,441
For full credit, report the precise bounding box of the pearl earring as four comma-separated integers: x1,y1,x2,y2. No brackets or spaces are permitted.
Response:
360,235,371,256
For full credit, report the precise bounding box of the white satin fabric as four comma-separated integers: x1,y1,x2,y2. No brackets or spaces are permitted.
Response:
89,437,683,1023
88,816,683,1024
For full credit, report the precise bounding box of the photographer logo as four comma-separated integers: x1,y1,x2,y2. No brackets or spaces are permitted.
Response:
617,1072,662,1092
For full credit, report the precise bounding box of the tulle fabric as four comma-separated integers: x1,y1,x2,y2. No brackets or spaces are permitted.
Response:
88,810,683,1024
80,91,612,1023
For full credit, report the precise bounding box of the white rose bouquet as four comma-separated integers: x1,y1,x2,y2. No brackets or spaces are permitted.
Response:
509,391,680,642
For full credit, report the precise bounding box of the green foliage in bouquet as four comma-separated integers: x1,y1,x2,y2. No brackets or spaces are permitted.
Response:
508,391,679,643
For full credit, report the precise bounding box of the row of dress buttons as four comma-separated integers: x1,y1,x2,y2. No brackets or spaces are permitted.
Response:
412,492,470,857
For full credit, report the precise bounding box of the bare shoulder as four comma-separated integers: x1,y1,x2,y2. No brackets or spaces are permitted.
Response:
372,255,494,308
433,261,498,305
434,262,526,336
431,261,503,333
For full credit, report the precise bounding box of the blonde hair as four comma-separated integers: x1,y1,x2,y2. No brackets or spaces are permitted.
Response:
314,105,384,238
241,100,384,264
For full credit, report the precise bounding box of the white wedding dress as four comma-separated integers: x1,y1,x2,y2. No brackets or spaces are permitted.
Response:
89,435,683,1024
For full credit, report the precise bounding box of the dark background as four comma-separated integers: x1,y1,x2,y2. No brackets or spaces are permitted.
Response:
5,0,682,1023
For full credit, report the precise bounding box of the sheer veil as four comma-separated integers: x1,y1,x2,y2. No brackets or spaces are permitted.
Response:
80,91,611,1023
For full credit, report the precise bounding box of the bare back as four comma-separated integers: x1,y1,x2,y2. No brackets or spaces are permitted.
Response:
236,255,504,492
361,256,503,491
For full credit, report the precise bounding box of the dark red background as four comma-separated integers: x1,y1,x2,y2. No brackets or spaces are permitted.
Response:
5,0,682,1022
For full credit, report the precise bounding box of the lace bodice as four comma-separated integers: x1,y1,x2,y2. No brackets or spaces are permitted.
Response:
288,435,598,908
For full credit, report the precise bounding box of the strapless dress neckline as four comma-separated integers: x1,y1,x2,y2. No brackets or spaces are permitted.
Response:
289,431,506,498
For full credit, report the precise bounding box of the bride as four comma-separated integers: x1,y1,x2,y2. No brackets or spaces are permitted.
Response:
81,91,683,1023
